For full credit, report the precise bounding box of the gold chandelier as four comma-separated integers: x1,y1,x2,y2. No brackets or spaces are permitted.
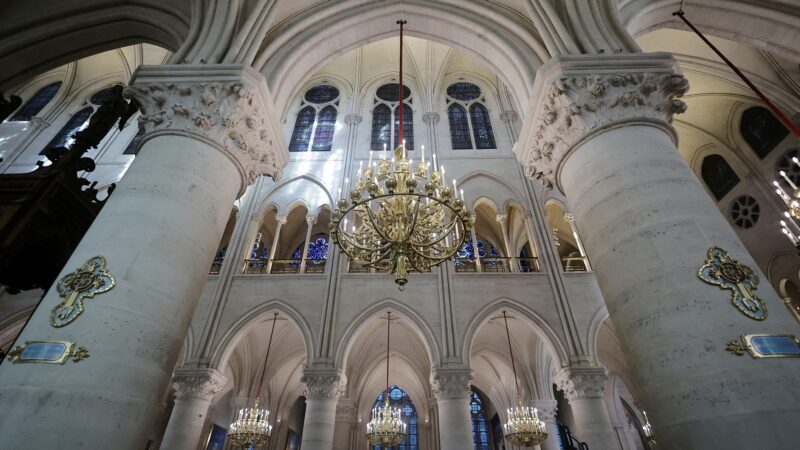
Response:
366,312,407,447
330,19,473,289
500,311,548,447
228,313,279,448
776,162,800,252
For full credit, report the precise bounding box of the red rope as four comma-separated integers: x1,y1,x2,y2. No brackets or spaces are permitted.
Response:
673,9,800,138
385,311,391,394
255,312,279,400
502,311,520,398
397,20,407,148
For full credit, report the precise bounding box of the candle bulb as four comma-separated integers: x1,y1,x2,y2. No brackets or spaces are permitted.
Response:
777,188,790,204
345,177,350,193
368,150,373,168
460,188,464,200
383,143,388,160
794,156,800,168
452,178,457,196
432,154,437,171
441,165,446,186
421,144,425,163
781,171,798,190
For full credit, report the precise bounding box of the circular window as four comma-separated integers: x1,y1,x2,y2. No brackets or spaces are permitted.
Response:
730,195,760,229
446,82,482,101
776,149,800,187
304,85,339,104
376,83,411,102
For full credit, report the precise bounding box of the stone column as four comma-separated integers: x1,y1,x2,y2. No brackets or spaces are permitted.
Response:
333,396,356,450
532,399,560,450
431,368,473,450
496,214,516,272
299,215,317,273
555,367,617,450
160,369,227,450
515,53,800,449
470,227,482,272
266,215,286,274
563,213,591,271
300,370,344,450
0,65,286,450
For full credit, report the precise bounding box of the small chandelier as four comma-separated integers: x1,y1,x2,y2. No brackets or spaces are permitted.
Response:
366,312,407,447
228,313,279,448
500,311,547,447
330,19,473,289
776,160,800,253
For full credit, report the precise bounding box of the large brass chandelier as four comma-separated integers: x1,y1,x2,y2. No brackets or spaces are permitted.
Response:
776,160,800,252
330,19,473,289
500,311,548,447
228,313,278,447
367,312,407,447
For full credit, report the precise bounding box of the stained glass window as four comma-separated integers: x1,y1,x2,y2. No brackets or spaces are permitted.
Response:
43,107,93,151
11,82,62,121
89,86,118,106
447,82,482,101
311,106,336,152
292,236,329,261
372,84,413,150
448,104,471,150
123,128,145,155
457,240,499,260
470,391,491,450
289,85,339,152
446,82,495,150
470,103,496,149
741,106,789,159
371,103,392,150
701,154,740,201
371,386,418,450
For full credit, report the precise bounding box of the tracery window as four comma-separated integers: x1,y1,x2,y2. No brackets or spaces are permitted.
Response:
44,107,93,150
457,239,499,260
289,85,340,152
701,154,740,201
371,386,418,450
776,149,800,186
371,83,414,150
741,106,789,159
10,82,62,121
446,82,495,150
470,391,491,450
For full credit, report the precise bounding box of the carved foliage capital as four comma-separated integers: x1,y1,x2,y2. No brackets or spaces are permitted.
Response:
302,371,345,400
344,113,363,125
516,57,689,190
430,369,472,399
423,112,441,125
555,367,608,401
125,80,282,185
172,368,227,401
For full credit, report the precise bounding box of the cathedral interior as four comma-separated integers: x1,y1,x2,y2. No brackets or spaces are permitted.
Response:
0,1,799,450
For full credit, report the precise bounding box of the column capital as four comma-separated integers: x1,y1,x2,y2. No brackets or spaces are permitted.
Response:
29,116,51,129
125,64,288,189
531,399,558,422
514,53,689,191
172,368,227,401
500,110,518,123
423,112,440,125
555,366,608,401
430,368,472,399
301,369,345,400
306,214,317,225
344,113,362,125
496,214,508,223
275,215,288,225
563,213,575,223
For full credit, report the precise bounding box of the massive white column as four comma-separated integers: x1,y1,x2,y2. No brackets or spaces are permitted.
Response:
515,53,800,449
532,399,560,450
332,396,356,450
159,369,227,450
0,65,286,449
431,368,473,450
299,215,317,272
266,215,286,273
299,370,343,450
555,367,617,450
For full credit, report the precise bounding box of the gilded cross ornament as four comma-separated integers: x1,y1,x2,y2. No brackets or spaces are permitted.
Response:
698,247,766,321
50,256,115,327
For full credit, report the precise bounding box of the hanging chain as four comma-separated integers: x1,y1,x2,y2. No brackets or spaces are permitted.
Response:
255,312,279,401
502,311,521,399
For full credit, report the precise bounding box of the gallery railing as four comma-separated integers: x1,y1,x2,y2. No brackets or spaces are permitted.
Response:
557,422,589,450
239,258,327,274
561,256,590,272
453,257,540,273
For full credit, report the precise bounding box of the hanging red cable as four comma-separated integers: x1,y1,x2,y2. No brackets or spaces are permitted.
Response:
502,311,521,399
385,311,392,395
673,7,800,138
255,312,279,400
397,20,407,147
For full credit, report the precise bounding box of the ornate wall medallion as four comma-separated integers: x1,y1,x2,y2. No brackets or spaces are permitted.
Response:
725,334,800,358
698,247,767,320
6,341,89,364
50,256,115,327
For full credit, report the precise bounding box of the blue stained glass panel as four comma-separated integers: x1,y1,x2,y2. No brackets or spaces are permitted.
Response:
304,85,339,104
371,103,392,150
448,103,471,150
43,107,93,151
393,103,414,150
90,86,118,106
11,82,62,121
311,105,336,152
293,237,329,261
470,103,496,149
289,106,315,152
470,391,491,450
447,82,481,101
